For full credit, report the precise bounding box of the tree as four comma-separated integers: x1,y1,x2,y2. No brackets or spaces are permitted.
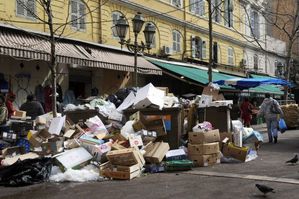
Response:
241,0,299,100
10,0,104,117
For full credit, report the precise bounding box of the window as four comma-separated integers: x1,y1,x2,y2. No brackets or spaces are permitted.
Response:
16,0,36,19
172,30,181,52
253,54,258,70
70,0,86,31
227,47,235,65
213,42,219,63
190,0,205,16
224,0,233,27
250,10,259,38
202,41,206,59
211,0,222,23
191,36,205,59
111,11,123,38
172,0,182,8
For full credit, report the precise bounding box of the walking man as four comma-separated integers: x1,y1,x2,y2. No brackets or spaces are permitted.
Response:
258,93,283,143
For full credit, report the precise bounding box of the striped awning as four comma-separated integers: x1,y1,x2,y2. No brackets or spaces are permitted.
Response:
0,28,162,75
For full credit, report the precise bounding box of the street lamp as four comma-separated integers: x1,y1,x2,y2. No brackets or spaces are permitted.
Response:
114,12,156,88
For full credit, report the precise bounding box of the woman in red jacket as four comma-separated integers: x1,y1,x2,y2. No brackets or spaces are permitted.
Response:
240,97,253,127
5,92,16,118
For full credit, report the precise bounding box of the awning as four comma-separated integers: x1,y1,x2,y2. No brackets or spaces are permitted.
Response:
0,27,162,75
147,58,236,90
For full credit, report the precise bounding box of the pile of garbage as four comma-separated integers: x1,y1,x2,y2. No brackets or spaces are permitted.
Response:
281,104,299,128
0,83,263,186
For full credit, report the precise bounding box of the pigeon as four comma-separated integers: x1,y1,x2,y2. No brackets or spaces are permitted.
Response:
285,154,298,164
255,184,275,196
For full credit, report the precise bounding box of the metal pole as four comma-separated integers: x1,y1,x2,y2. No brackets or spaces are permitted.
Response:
208,0,213,83
134,32,138,88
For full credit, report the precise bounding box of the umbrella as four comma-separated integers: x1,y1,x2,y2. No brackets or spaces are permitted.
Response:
214,77,292,89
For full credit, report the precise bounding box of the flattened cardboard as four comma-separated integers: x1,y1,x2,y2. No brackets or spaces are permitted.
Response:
188,153,221,167
188,142,220,155
48,116,66,135
188,129,220,144
144,142,170,163
202,85,219,101
55,147,93,171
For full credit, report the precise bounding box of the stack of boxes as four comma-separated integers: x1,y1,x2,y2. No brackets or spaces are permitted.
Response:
188,129,221,167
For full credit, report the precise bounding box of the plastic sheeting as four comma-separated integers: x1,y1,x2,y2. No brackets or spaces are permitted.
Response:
0,158,52,187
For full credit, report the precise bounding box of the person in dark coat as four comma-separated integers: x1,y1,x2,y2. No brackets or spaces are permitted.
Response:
20,94,45,119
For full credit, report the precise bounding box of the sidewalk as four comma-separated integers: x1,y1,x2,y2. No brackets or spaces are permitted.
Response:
251,123,267,133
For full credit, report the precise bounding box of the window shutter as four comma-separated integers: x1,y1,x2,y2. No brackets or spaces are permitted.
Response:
255,13,260,38
172,31,176,51
197,37,202,59
71,0,78,28
177,33,181,52
213,42,218,63
26,0,35,18
191,36,195,58
79,3,86,30
224,0,229,26
199,0,205,16
16,0,25,16
190,0,195,13
202,41,206,59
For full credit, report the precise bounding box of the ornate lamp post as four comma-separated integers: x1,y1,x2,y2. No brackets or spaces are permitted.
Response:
114,12,156,88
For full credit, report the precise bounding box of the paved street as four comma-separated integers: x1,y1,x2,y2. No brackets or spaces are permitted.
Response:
1,128,299,199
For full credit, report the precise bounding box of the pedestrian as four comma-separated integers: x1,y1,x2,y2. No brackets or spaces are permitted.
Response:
258,93,284,144
0,94,8,125
240,97,253,127
20,94,45,120
5,92,16,118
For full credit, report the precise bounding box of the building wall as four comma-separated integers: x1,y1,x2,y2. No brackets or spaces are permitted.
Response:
102,0,245,67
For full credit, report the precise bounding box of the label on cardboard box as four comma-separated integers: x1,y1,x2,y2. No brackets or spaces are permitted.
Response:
188,129,220,144
188,142,220,155
129,134,143,148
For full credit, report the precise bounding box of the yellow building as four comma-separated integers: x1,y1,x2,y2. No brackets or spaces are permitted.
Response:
0,0,249,104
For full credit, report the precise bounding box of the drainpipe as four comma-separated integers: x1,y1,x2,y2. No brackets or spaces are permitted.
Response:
182,0,187,61
99,0,102,43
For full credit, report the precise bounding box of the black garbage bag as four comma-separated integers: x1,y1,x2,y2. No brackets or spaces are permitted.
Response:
0,158,53,187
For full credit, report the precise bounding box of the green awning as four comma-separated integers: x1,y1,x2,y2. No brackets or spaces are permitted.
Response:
148,59,236,90
249,74,284,95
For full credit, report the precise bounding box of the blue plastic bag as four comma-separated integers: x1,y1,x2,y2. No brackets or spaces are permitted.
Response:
279,118,287,133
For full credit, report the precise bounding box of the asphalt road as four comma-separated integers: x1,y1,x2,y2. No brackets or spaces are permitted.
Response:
1,129,299,199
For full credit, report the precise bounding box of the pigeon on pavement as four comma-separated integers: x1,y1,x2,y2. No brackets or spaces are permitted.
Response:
285,154,298,164
255,184,275,196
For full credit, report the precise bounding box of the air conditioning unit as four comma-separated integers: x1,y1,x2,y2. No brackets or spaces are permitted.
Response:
161,46,173,55
240,58,247,66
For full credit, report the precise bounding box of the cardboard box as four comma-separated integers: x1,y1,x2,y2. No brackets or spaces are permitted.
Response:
14,110,26,118
222,143,249,162
132,120,146,132
188,153,220,167
188,129,220,144
55,147,93,171
188,142,220,155
27,129,51,147
48,116,66,135
144,142,170,163
202,85,219,101
100,162,141,180
133,83,165,109
106,148,145,168
165,149,187,161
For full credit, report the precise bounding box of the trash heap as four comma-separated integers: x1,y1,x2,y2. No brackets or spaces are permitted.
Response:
0,82,263,186
281,104,299,128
